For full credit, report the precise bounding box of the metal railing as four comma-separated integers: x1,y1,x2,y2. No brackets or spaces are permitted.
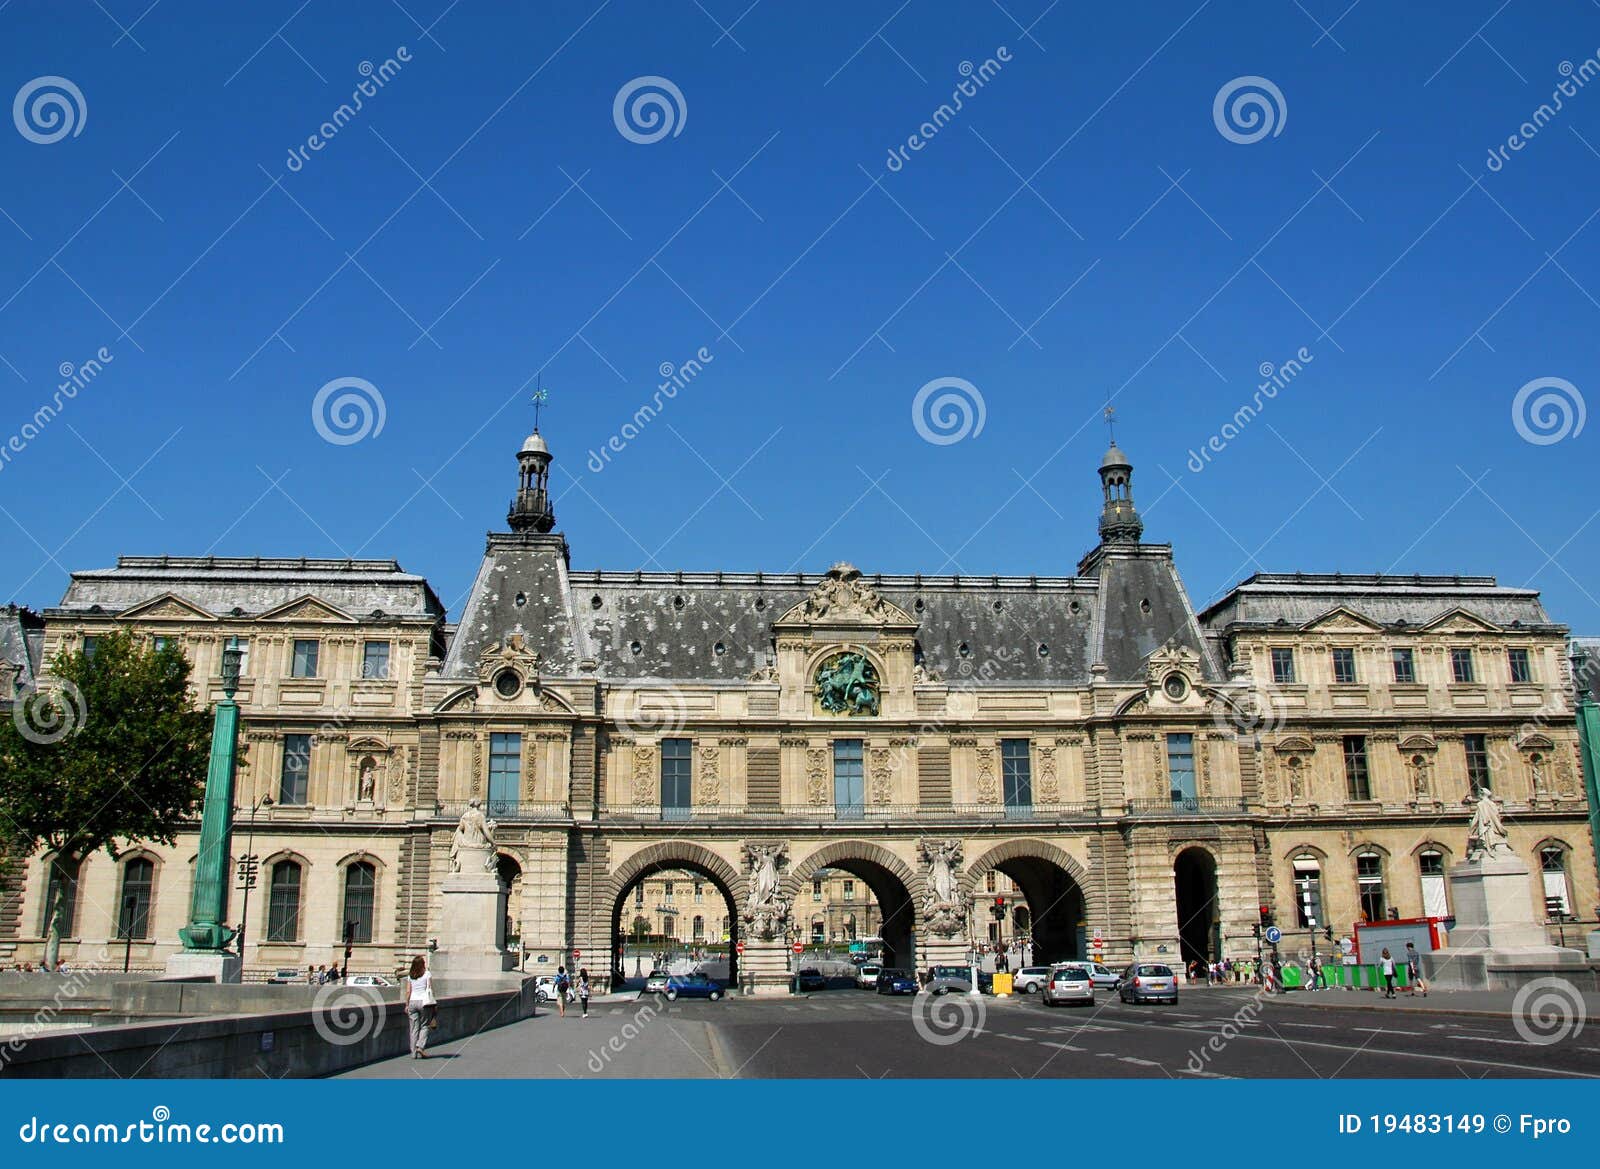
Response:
435,801,571,822
1126,797,1249,817
607,802,1102,823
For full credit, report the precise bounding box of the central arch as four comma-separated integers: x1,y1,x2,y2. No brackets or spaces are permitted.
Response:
1174,846,1219,967
785,841,923,972
605,842,745,988
963,839,1092,966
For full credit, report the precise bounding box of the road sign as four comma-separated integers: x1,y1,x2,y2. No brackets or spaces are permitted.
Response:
1092,927,1103,942
1264,926,1282,945
792,942,804,955
735,941,745,955
572,949,581,959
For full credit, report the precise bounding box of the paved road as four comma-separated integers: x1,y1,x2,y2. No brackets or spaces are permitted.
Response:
341,987,1600,1079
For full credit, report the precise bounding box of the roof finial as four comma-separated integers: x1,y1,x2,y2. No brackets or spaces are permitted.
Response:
1103,403,1117,444
531,377,549,432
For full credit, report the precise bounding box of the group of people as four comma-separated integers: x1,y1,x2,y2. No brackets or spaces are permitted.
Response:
1377,943,1429,998
550,965,592,1018
1185,958,1270,985
305,964,344,985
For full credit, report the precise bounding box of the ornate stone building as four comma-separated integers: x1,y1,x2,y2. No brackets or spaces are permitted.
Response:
1,430,1594,985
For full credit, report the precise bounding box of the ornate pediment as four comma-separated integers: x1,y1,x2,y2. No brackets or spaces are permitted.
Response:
116,593,217,622
1420,607,1502,634
477,632,543,684
257,595,358,623
1300,606,1385,633
775,563,915,628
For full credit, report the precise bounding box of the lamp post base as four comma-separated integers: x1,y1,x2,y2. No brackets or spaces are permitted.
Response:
165,951,241,984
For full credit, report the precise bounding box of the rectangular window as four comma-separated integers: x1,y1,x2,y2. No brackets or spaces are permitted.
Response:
279,734,311,806
1331,647,1358,684
812,879,822,902
361,641,391,680
488,732,522,816
118,860,154,941
223,636,250,675
843,880,855,901
1356,853,1386,922
833,739,864,818
1464,733,1492,792
1001,739,1033,816
1342,735,1371,801
1419,851,1448,919
1271,647,1296,684
343,864,376,944
152,635,172,654
1391,647,1415,684
1166,733,1197,808
660,738,692,820
81,636,100,660
1450,647,1475,684
1541,849,1571,916
266,862,302,942
1292,860,1323,929
694,883,703,903
291,639,320,678
1508,648,1532,685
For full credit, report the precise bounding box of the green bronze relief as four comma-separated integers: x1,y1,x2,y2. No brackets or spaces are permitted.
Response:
814,651,880,716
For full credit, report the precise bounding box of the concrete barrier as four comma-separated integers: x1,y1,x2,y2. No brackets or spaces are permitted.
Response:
0,978,538,1079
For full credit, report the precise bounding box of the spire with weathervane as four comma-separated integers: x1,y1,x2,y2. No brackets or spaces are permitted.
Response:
1097,406,1143,544
508,383,555,534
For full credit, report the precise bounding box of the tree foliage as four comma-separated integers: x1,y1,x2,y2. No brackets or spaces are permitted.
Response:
0,628,211,878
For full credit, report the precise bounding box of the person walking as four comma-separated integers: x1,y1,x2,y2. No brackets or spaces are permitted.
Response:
1404,942,1428,997
403,955,433,1059
577,968,591,1018
1379,948,1397,999
554,965,569,1017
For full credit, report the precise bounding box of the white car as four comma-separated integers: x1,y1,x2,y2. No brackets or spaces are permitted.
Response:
855,964,883,989
1012,966,1054,994
343,974,394,987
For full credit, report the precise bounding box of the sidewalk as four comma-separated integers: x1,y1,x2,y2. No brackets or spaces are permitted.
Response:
1271,985,1600,1019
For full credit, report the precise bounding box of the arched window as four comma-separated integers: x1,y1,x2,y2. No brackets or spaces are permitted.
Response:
1292,855,1323,928
1540,846,1571,916
1418,850,1448,918
118,858,155,941
692,915,704,940
1014,906,1031,933
810,918,825,942
41,857,80,937
342,862,376,943
1355,852,1386,922
267,860,303,942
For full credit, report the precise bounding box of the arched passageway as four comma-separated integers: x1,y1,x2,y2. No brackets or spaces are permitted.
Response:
606,846,743,988
1174,846,1219,967
965,841,1091,966
787,843,921,972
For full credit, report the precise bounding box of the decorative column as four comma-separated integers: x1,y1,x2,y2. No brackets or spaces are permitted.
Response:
170,644,245,982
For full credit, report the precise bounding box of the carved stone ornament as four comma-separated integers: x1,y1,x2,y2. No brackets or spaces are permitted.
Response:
786,563,909,625
918,837,966,937
477,633,543,684
747,662,779,683
631,742,655,806
1037,743,1060,804
805,746,829,805
975,744,998,804
697,742,722,807
868,746,893,804
740,841,790,940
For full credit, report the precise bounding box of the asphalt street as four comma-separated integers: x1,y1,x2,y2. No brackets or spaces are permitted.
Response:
340,986,1600,1080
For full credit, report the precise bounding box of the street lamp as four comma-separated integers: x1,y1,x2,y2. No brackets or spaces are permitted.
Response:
1570,644,1600,907
177,644,247,971
234,794,273,976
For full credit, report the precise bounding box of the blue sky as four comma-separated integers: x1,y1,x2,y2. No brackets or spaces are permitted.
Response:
1,0,1596,628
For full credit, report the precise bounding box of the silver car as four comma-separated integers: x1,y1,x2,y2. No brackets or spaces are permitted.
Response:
1013,966,1053,994
1041,963,1094,1007
1118,962,1179,1004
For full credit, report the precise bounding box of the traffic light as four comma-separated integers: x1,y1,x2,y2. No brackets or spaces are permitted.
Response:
1258,904,1272,927
1251,923,1261,940
1323,926,1333,941
991,896,1007,920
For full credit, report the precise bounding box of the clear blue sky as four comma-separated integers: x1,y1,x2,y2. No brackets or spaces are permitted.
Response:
1,0,1596,629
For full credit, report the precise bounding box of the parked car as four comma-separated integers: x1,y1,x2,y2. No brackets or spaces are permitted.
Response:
795,967,828,992
1012,966,1054,994
875,968,919,995
1087,962,1120,989
533,975,559,1001
1041,963,1094,1007
924,964,993,995
664,973,724,1001
856,963,883,989
343,974,394,987
1118,962,1179,1004
643,970,671,995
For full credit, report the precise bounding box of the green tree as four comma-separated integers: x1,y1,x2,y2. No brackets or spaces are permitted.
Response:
0,630,211,969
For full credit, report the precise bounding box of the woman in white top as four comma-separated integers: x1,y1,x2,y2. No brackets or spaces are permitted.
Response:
404,955,433,1058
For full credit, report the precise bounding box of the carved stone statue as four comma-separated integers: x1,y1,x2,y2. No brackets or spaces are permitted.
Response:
1466,787,1512,860
357,756,377,802
740,841,790,940
450,797,499,873
1409,753,1431,798
799,563,893,623
918,838,967,938
814,651,880,716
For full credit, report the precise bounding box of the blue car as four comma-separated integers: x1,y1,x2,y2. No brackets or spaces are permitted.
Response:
875,968,919,995
664,973,725,1001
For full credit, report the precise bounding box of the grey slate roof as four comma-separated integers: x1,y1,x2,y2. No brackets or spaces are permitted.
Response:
52,556,445,621
1197,573,1558,632
0,604,43,701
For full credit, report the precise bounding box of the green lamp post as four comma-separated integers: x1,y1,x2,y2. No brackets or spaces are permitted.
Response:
1572,644,1600,909
178,644,244,954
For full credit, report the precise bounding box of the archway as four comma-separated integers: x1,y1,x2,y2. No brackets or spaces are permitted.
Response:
964,840,1091,966
1174,847,1219,967
786,842,921,972
606,844,743,989
496,853,523,954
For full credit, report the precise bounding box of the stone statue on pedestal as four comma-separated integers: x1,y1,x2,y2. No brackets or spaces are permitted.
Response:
1465,787,1511,860
451,798,499,873
740,841,789,940
919,838,967,938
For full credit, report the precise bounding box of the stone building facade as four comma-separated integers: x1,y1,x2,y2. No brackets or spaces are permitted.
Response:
1,430,1594,985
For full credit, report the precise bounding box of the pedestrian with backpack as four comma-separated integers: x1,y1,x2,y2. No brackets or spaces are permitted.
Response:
555,965,570,1017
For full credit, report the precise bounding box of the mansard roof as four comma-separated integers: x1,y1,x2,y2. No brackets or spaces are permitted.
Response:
1,604,44,698
51,556,445,622
1198,572,1559,633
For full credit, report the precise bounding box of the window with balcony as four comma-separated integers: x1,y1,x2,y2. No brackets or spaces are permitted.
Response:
1450,647,1475,684
833,740,864,818
661,738,692,820
1464,733,1492,792
1166,733,1196,807
1508,648,1533,684
290,639,320,678
1271,647,1297,684
1391,647,1415,684
1342,735,1371,801
488,732,522,816
1331,647,1358,684
1356,852,1386,922
1001,739,1033,815
279,734,311,806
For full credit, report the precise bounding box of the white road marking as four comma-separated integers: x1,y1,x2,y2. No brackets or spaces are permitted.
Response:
1353,1027,1423,1036
1039,1041,1086,1052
